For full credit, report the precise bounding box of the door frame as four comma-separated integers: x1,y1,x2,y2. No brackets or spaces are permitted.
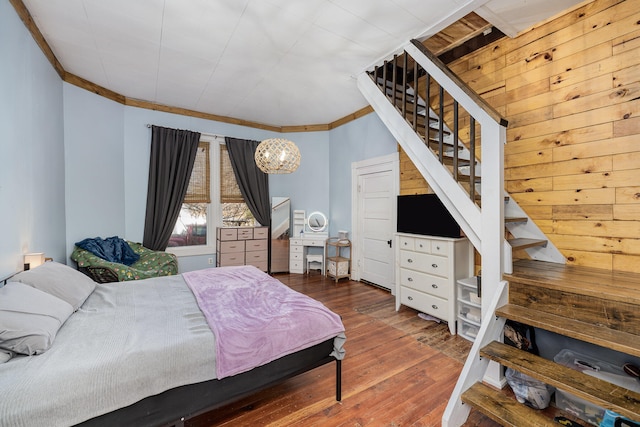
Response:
350,152,399,286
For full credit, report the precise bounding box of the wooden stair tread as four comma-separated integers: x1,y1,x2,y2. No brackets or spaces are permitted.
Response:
507,259,640,306
481,341,640,421
505,216,527,223
461,382,557,427
496,304,640,358
507,238,547,250
457,174,482,183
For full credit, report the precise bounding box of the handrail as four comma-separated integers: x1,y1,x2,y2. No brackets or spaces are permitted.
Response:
410,40,508,128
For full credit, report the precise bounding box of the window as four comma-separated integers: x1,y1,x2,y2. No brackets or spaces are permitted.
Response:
220,145,256,228
167,135,255,255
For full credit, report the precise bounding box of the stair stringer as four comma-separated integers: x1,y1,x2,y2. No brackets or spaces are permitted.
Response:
442,279,509,427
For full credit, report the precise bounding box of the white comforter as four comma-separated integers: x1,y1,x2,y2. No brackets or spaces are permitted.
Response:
0,275,217,427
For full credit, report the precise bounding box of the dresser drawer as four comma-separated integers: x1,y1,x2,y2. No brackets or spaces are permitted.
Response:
290,238,303,246
289,260,304,273
253,227,268,239
290,244,304,254
246,250,267,263
398,235,415,251
217,240,245,253
246,239,267,251
430,240,448,256
237,228,253,240
399,268,449,300
304,238,326,246
218,252,245,266
399,250,449,278
400,287,449,320
290,252,304,262
217,228,238,241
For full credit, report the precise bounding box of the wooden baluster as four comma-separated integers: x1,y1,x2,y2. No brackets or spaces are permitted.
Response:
438,86,444,163
425,74,430,144
402,53,408,120
382,61,388,100
453,100,459,181
469,116,476,202
392,54,398,107
413,60,418,132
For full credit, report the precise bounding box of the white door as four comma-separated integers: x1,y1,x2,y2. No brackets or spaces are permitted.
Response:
352,153,399,291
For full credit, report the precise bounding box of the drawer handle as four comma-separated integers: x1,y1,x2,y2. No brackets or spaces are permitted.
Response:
431,304,438,310
408,259,414,263
432,263,438,268
436,246,440,250
408,277,413,282
408,296,414,301
431,284,438,288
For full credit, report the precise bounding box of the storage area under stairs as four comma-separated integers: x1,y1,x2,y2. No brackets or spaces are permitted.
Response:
462,260,640,426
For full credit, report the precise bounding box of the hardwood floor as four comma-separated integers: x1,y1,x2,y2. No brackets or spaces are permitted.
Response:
186,273,500,427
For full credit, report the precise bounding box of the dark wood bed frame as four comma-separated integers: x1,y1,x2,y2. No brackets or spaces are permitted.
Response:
76,338,342,427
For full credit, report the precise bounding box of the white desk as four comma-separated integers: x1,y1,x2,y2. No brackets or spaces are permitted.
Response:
289,233,328,274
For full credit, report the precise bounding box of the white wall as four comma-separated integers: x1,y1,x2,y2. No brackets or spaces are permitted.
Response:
0,1,66,278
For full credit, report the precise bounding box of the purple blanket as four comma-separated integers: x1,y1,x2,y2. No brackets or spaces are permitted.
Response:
182,266,345,379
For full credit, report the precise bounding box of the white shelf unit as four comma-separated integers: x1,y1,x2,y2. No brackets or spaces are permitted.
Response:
456,276,482,341
293,210,305,237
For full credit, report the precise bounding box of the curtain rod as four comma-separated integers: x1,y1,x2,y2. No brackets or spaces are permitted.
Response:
145,124,224,140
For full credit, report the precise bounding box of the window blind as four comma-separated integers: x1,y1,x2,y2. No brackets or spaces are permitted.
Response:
183,142,211,204
220,144,244,203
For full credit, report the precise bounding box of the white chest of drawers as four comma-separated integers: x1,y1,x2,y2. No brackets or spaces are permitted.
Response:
395,233,473,335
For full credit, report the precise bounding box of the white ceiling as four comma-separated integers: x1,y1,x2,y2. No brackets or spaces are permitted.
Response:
21,0,586,127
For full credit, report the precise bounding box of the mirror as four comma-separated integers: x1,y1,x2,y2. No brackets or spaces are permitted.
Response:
307,211,328,233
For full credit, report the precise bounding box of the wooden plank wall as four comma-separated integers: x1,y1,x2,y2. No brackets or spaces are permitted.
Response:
400,0,640,273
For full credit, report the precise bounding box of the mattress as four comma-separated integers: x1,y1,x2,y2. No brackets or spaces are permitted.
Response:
0,274,217,427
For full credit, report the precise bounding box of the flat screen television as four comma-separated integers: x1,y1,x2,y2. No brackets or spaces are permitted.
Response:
397,194,462,238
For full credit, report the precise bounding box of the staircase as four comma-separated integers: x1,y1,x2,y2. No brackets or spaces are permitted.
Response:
357,39,640,426
460,260,640,426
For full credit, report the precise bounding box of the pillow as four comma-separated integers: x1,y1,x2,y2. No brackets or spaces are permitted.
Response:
12,261,96,310
0,282,74,355
0,349,13,363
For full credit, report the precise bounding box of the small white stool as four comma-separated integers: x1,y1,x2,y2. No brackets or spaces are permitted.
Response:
306,254,324,274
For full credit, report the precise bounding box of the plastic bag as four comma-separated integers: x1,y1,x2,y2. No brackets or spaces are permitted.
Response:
505,367,554,409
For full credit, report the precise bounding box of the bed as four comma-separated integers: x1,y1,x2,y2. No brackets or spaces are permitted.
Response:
0,262,345,427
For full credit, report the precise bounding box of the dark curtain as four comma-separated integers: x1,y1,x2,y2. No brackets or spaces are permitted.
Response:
143,126,201,251
225,137,271,226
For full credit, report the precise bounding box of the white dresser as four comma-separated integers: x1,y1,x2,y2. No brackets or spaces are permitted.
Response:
395,233,473,335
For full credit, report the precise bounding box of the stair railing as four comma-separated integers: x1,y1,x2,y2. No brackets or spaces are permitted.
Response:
358,39,508,310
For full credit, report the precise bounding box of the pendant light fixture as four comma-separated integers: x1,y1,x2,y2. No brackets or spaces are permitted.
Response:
254,138,301,174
